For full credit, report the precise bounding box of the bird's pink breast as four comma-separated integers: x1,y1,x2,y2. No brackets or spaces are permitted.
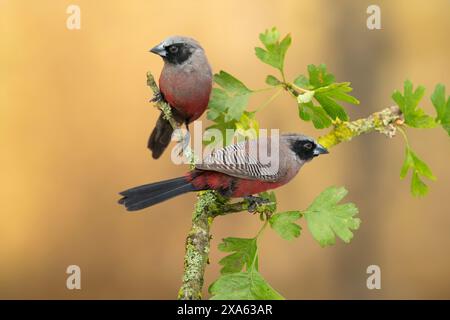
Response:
159,70,212,122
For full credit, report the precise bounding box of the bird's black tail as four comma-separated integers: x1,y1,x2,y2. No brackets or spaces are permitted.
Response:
118,176,195,211
148,113,174,159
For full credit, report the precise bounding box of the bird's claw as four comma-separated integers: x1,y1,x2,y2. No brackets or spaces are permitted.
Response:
245,196,270,214
150,91,163,103
176,130,191,157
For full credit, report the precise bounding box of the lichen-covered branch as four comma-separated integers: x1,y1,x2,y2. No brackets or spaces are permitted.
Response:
318,106,403,149
177,191,251,300
178,105,404,300
146,72,179,129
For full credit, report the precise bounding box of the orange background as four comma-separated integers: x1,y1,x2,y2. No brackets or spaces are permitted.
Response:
1,0,449,299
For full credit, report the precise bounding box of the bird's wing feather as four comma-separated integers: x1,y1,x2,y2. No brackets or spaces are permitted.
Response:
195,140,280,182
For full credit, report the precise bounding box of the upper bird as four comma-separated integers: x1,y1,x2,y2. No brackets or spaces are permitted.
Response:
119,133,329,211
148,36,213,159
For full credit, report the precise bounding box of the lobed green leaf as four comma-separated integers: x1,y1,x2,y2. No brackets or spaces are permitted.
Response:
209,270,284,300
218,237,257,274
293,64,359,124
269,211,302,241
255,27,291,72
304,186,360,247
207,71,252,123
298,102,332,129
400,146,436,197
431,83,450,135
392,80,435,128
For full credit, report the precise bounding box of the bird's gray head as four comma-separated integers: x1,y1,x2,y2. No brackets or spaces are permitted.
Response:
149,36,203,65
284,133,329,162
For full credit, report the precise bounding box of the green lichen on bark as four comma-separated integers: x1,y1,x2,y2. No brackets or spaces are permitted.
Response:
146,72,178,129
179,191,229,300
178,203,211,300
318,106,402,149
178,191,262,299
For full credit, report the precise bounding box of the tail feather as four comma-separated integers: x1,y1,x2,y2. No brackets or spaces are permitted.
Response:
148,113,174,159
119,176,186,197
118,176,195,211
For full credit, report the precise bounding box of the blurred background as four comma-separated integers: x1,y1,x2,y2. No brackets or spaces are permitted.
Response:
1,0,449,299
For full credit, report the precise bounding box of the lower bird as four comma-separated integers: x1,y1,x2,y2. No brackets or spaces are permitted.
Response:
119,133,328,211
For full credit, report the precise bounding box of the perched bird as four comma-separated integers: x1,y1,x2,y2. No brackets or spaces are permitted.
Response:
148,36,213,159
119,133,328,211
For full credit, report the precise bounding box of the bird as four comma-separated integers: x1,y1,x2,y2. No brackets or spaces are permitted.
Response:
119,133,329,211
148,36,213,159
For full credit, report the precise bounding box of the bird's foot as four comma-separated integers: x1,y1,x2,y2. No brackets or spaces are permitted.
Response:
176,129,191,157
150,91,163,103
244,195,270,213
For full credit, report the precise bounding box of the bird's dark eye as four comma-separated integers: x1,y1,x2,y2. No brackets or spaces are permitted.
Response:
304,142,313,150
168,45,179,54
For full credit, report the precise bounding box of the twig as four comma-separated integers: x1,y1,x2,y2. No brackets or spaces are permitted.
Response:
146,72,178,129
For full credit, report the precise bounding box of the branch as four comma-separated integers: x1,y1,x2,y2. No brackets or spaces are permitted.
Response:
177,105,404,300
177,191,250,300
146,72,179,129
318,105,403,148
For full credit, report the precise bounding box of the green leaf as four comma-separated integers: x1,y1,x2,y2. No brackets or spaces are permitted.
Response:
314,93,349,121
294,64,359,121
431,83,450,135
307,64,335,87
255,27,291,72
205,111,260,147
411,171,429,197
293,75,311,89
298,102,332,129
269,211,302,240
392,80,435,128
209,270,284,300
400,146,436,197
207,71,252,122
304,186,360,247
218,237,257,274
265,75,281,86
315,82,360,105
235,111,260,133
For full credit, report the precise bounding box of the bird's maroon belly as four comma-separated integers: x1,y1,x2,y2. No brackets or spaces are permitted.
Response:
159,71,212,122
187,171,284,197
230,179,283,197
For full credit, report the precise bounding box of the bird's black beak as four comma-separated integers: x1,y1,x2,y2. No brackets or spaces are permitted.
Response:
149,42,167,57
313,143,329,156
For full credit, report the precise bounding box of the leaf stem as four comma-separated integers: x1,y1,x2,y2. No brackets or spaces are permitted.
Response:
290,82,310,94
255,88,283,112
250,219,269,270
397,126,411,148
256,219,269,239
253,87,277,93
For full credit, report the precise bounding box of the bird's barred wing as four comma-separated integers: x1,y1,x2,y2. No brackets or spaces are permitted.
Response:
196,140,281,182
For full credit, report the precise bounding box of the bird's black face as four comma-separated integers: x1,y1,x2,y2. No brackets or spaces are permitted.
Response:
290,139,329,161
150,42,194,65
